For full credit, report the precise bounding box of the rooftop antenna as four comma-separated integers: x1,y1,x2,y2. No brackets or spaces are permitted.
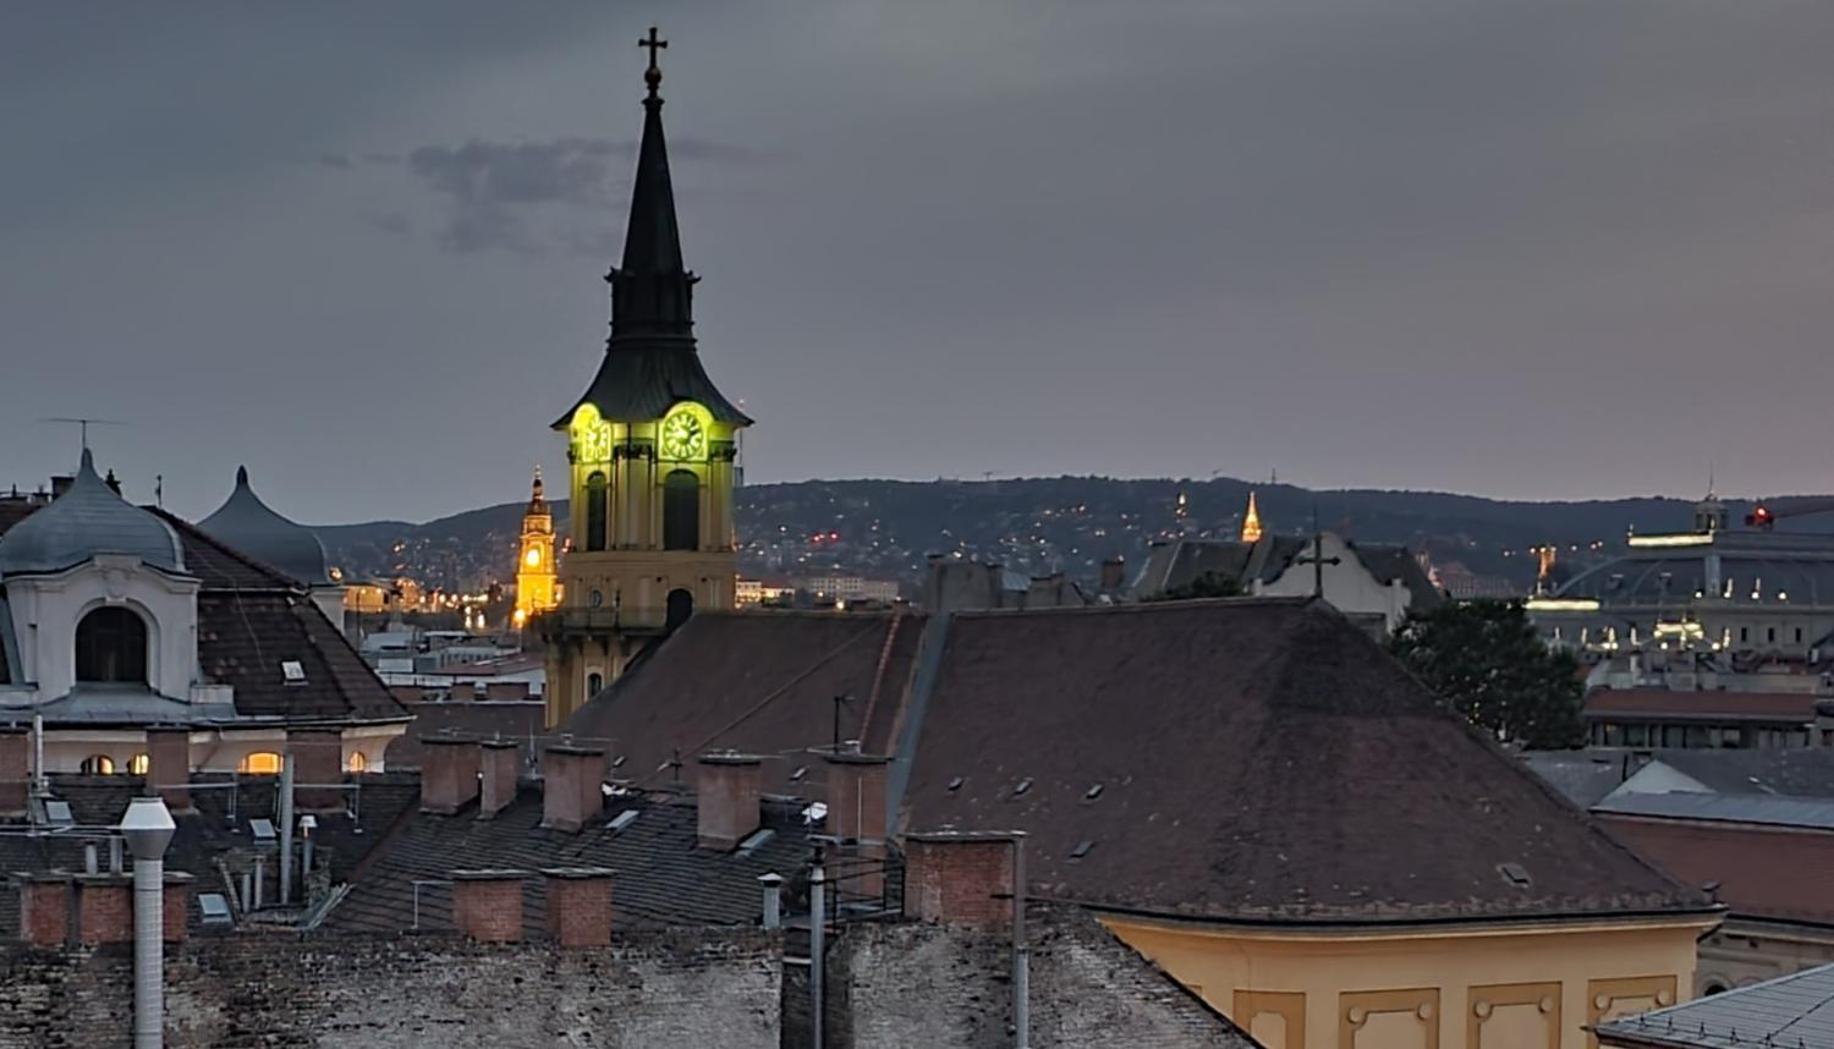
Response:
154,474,164,508
39,416,127,453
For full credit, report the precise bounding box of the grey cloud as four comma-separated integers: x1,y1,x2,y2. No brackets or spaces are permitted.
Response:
402,137,624,253
362,211,414,236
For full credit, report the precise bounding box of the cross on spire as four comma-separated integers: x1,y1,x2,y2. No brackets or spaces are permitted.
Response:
639,26,668,95
1295,506,1341,599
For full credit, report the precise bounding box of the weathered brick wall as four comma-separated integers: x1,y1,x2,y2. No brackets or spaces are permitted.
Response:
827,906,1254,1049
0,929,780,1049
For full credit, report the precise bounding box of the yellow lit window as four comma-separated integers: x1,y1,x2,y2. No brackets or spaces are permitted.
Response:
525,546,542,568
80,755,116,775
127,753,150,775
347,752,368,773
239,752,283,775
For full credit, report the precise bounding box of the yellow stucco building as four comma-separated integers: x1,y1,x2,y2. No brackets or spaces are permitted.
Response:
535,45,749,727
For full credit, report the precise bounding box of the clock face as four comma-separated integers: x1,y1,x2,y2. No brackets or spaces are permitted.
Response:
660,406,709,460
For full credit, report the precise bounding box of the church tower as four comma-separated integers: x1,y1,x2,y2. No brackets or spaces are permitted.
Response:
512,468,557,629
539,30,751,726
1240,490,1264,544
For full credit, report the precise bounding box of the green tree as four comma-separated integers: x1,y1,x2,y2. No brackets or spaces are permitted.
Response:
1387,599,1584,749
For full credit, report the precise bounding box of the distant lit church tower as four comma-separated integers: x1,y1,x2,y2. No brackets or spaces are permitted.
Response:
539,31,751,726
1240,491,1263,543
513,468,557,629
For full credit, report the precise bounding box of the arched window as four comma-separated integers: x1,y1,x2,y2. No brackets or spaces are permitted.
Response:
347,752,368,773
76,607,148,684
239,752,283,775
127,753,150,775
587,672,604,697
666,588,694,633
662,470,699,551
79,755,116,775
585,471,608,551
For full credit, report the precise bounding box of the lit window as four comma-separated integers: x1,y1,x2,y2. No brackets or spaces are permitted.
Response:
347,752,368,773
239,752,283,775
524,547,542,568
127,753,150,776
80,755,116,775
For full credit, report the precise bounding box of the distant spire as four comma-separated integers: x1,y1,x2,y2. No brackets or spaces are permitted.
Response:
1241,490,1264,544
236,464,250,487
529,466,546,510
608,26,696,345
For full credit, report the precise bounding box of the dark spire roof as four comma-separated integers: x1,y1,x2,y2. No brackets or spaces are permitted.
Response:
554,31,749,429
197,466,331,586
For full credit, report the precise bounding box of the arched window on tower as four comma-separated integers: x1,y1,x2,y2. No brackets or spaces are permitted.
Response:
585,471,608,551
76,607,148,685
663,470,700,551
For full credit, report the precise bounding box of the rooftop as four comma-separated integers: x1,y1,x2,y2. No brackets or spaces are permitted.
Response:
1596,961,1834,1048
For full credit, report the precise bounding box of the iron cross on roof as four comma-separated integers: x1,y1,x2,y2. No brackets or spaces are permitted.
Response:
1295,507,1341,599
639,26,667,94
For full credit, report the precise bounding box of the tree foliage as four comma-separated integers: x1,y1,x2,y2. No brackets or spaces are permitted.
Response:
1149,571,1244,601
1387,599,1584,749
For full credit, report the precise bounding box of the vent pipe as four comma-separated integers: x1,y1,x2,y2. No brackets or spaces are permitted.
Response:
758,872,782,930
278,753,296,905
809,857,826,1049
121,796,176,1049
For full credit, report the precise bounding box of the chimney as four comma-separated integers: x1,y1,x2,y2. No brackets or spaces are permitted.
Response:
146,727,192,812
50,475,74,500
824,752,890,899
542,867,613,947
285,729,344,812
163,872,195,943
0,726,28,817
540,743,605,832
478,739,520,819
75,873,134,945
451,870,527,942
419,736,480,815
14,874,71,947
695,753,763,850
903,830,1018,926
1100,557,1126,593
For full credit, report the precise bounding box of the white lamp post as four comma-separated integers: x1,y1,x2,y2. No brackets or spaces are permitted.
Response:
120,796,176,1049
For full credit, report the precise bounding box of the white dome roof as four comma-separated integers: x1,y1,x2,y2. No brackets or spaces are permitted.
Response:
0,450,184,577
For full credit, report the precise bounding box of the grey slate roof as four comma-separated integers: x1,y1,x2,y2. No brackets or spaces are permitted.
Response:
1595,791,1834,831
1645,749,1834,798
197,466,331,586
326,787,817,934
0,450,184,577
1596,962,1834,1048
1520,749,1640,808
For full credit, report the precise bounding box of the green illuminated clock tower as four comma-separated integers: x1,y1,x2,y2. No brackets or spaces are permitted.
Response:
541,30,751,726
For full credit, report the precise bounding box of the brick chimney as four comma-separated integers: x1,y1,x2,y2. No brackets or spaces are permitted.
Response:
286,729,344,811
75,873,134,945
163,872,195,943
419,736,480,815
451,870,526,942
542,867,613,947
146,727,192,812
0,726,29,817
824,752,890,898
695,753,763,850
540,743,605,832
1100,557,1126,593
903,830,1019,926
15,874,70,947
478,739,521,820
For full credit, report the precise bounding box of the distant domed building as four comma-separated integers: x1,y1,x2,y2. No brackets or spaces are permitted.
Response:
0,450,406,778
199,466,345,629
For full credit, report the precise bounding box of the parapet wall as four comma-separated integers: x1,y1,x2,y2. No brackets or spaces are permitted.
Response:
0,928,781,1049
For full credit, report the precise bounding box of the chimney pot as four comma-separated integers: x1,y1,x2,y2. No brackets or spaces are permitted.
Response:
451,870,527,942
540,744,606,832
419,736,481,814
694,753,764,850
478,739,521,820
541,867,613,947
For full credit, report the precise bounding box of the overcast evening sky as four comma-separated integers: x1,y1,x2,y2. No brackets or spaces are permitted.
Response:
3,1,1834,523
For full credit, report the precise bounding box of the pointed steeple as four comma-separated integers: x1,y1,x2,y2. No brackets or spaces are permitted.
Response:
608,26,696,345
1241,491,1264,544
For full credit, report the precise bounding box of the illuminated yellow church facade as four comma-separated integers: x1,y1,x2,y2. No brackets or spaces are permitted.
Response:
537,42,750,726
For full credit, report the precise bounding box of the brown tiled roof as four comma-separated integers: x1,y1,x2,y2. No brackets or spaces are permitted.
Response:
1599,814,1834,927
563,609,926,790
326,789,817,935
901,599,1704,923
1585,689,1817,723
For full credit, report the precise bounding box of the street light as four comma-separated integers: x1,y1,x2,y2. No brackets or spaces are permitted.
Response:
120,796,175,1049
